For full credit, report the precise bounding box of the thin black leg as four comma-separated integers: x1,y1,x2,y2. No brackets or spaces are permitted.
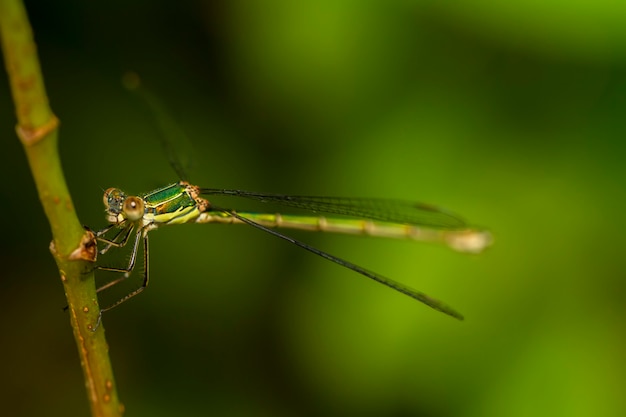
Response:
97,223,134,254
99,234,150,312
95,227,143,292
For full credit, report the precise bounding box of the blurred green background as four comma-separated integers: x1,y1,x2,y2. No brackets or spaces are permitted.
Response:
1,1,626,416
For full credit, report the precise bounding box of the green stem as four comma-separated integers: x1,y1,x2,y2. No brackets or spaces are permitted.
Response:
0,1,123,416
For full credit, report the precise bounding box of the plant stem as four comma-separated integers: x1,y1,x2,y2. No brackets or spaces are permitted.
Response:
0,1,123,416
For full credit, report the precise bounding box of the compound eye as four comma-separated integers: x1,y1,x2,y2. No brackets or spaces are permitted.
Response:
103,188,124,208
123,196,145,221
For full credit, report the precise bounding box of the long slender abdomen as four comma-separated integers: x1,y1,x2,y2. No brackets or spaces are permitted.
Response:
196,211,492,253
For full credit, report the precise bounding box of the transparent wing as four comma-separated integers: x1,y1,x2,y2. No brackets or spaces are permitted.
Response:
200,188,467,229
216,207,463,320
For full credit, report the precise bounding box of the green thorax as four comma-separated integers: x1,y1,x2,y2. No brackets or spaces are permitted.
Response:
143,182,207,225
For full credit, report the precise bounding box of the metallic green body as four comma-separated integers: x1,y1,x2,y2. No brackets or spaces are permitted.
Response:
97,180,490,322
102,181,489,252
142,182,204,226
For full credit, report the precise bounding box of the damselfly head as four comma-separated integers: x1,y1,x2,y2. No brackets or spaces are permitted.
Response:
103,188,133,223
102,188,147,223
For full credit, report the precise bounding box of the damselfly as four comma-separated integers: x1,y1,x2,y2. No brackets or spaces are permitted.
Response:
92,73,491,328
95,181,491,323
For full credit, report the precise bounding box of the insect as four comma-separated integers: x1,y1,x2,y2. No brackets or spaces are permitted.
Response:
94,180,490,324
92,74,491,329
